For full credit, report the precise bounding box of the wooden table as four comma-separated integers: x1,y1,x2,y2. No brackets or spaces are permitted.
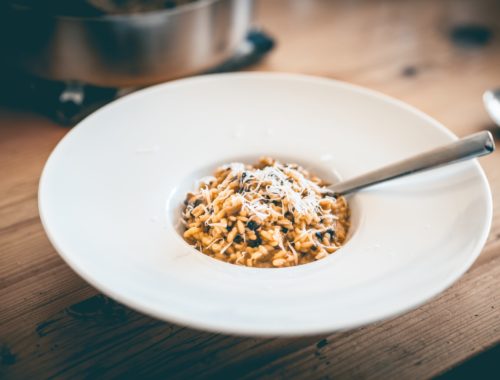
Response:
2,0,500,378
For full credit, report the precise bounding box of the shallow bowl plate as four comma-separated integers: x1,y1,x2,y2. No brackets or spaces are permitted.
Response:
39,73,492,336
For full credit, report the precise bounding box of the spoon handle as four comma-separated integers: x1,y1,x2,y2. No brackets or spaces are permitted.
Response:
329,131,495,195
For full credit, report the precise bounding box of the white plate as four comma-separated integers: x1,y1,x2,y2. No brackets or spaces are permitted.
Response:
39,73,492,336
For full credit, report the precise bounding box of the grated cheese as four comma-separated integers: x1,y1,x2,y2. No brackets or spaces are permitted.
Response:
200,161,333,223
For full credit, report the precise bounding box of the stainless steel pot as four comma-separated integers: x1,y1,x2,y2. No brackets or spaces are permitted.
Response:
1,0,253,86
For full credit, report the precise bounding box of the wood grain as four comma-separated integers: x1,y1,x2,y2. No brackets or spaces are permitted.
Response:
1,0,500,378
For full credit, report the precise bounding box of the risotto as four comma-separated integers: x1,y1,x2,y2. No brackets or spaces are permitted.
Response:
182,157,350,268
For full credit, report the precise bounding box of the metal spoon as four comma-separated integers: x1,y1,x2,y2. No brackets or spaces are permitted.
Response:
483,88,500,126
328,131,495,195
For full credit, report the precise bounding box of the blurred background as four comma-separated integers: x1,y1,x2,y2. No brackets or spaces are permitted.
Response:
1,0,499,130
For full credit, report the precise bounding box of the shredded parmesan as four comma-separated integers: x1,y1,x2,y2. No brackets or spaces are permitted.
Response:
200,161,330,223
